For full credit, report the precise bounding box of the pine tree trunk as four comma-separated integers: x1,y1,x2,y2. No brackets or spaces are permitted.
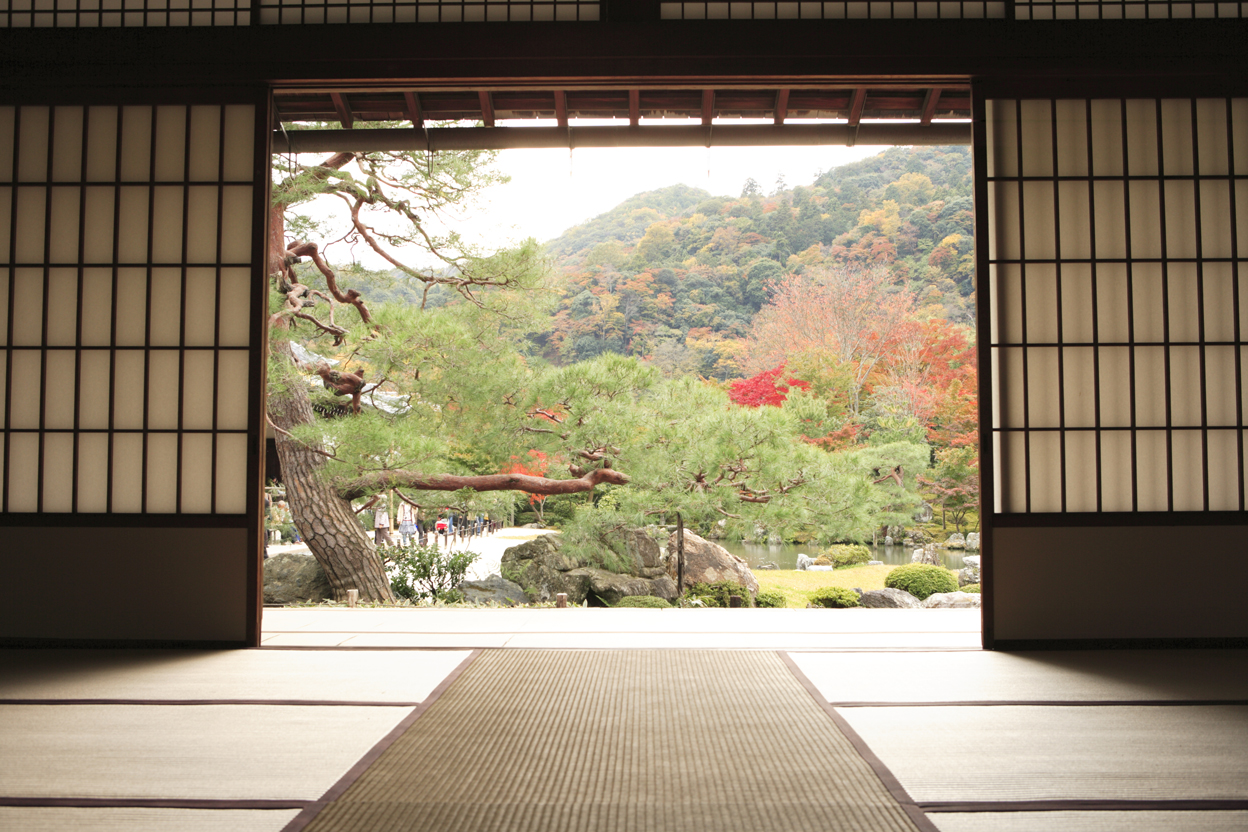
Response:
267,199,393,604
269,341,395,603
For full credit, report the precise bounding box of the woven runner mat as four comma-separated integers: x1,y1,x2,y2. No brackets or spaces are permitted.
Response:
300,650,921,832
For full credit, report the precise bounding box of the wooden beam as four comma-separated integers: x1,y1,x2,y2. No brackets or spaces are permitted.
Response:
921,86,943,125
275,123,973,153
478,90,495,127
847,88,866,127
774,88,789,125
629,88,640,126
329,92,353,129
403,91,424,128
701,89,714,126
554,90,568,128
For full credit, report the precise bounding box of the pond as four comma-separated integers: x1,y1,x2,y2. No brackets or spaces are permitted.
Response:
712,539,974,572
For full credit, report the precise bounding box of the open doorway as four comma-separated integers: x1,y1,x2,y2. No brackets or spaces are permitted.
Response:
263,85,982,616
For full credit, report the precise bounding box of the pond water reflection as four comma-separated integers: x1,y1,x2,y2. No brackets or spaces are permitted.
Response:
713,539,972,572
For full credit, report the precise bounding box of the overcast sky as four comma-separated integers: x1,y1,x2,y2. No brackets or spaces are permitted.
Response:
306,139,890,268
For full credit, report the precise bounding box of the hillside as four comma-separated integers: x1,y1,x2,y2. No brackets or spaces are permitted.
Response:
535,145,975,378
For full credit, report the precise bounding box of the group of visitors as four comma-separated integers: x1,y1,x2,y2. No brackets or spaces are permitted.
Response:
369,499,499,548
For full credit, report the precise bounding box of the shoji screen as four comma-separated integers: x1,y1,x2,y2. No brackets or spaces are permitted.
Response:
0,102,265,645
981,97,1248,645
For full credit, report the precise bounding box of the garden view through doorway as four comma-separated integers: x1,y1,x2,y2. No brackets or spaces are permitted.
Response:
264,98,982,620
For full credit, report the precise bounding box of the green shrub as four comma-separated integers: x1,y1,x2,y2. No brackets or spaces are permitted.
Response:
824,544,871,568
755,590,787,608
809,587,861,608
812,556,834,566
387,544,479,603
960,583,981,594
614,595,672,608
684,580,753,608
885,563,959,601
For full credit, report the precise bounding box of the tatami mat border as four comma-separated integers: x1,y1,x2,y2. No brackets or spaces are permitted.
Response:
777,651,943,832
279,649,481,832
922,800,1248,812
0,797,308,809
831,699,1248,707
0,699,423,707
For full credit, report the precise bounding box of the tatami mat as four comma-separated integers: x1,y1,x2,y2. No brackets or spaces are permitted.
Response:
0,807,302,831
0,704,411,800
791,650,1248,703
301,650,923,832
0,649,471,703
928,810,1248,831
839,705,1248,803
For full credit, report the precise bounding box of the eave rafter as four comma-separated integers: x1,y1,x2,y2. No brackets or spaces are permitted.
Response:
274,83,971,130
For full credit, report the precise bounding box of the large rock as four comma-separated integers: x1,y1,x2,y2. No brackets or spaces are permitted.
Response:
499,534,590,604
944,532,967,549
621,527,663,572
965,533,981,551
666,531,759,599
962,555,981,569
797,553,815,571
957,566,981,587
263,552,332,604
859,588,922,609
923,592,982,608
459,575,528,606
573,567,674,606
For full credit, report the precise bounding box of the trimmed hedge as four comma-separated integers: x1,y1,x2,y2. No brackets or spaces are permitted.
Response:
960,583,981,594
824,544,872,568
885,564,959,601
809,587,861,608
685,580,753,608
614,595,673,608
755,590,787,608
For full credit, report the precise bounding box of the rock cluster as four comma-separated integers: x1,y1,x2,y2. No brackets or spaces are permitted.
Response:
499,531,677,606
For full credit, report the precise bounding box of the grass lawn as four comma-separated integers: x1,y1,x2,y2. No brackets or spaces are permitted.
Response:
756,564,897,608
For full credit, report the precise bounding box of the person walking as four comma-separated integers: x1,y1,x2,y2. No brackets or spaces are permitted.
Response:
373,504,393,547
397,501,417,546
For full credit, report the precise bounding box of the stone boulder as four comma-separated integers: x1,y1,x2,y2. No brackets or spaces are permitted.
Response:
859,588,922,609
965,533,981,551
957,566,980,587
962,555,981,569
944,532,967,549
263,552,332,605
923,592,982,608
499,534,590,604
912,502,934,523
572,567,678,605
797,553,815,571
459,575,528,607
621,527,663,572
666,531,759,599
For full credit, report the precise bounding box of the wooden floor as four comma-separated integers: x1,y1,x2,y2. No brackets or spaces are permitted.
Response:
1,609,1245,832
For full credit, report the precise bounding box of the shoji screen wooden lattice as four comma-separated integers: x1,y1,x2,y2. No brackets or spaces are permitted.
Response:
0,104,258,515
986,98,1247,517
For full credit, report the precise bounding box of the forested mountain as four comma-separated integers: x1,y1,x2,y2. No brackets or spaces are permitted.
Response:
533,146,975,379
